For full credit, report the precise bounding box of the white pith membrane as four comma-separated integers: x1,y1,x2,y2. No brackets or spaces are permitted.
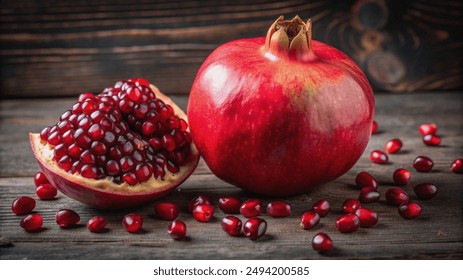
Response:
30,85,199,193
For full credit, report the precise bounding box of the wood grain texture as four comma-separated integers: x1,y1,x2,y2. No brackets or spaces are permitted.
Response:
1,0,462,98
0,92,462,259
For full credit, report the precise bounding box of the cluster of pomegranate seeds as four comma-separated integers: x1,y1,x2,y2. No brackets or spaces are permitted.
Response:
87,216,108,233
12,196,36,215
243,217,267,241
218,195,242,214
20,214,43,232
413,156,434,172
393,168,411,186
154,202,179,220
311,232,333,253
385,138,403,154
221,216,242,236
56,209,80,228
266,200,292,217
240,199,263,218
39,78,192,186
167,220,187,239
122,213,143,233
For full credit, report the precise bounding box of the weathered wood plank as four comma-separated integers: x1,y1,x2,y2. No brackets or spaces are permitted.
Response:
1,0,462,98
0,92,462,259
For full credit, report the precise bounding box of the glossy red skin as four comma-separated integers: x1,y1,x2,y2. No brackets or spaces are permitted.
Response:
30,134,197,209
188,38,374,196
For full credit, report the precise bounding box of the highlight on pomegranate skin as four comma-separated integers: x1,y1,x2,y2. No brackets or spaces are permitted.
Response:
30,78,200,209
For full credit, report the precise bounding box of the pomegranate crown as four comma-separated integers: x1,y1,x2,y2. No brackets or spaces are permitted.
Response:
263,15,316,62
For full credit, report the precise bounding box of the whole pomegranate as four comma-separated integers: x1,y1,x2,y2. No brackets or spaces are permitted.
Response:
188,16,374,196
30,78,199,209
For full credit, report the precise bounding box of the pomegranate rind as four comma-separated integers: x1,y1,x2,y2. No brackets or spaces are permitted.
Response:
30,86,199,209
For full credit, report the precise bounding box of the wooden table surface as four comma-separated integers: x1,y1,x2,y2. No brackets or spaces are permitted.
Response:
0,92,462,259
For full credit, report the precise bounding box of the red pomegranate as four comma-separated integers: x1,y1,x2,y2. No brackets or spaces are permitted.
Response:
30,79,199,209
187,16,374,196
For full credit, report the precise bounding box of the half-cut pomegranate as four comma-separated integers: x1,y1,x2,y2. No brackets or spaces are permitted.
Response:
30,79,199,209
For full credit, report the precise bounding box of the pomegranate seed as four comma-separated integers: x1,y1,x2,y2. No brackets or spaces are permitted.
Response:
385,138,403,154
81,164,98,179
221,216,242,236
393,168,411,186
371,120,378,134
154,202,179,220
34,172,49,187
385,187,409,205
370,150,388,164
36,183,58,200
243,217,267,241
192,203,214,222
55,209,80,228
240,199,263,218
312,232,333,253
359,187,380,203
167,220,187,239
355,208,378,227
20,214,43,232
419,123,437,136
413,156,434,172
355,171,378,189
423,134,441,146
188,195,212,212
218,195,242,214
414,183,438,200
11,196,36,215
398,202,422,219
87,216,108,233
336,214,360,233
342,198,361,214
122,213,143,233
451,159,463,174
40,126,50,141
312,199,330,217
266,200,292,217
300,210,320,230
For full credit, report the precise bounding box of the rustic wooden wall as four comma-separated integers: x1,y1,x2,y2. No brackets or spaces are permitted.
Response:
1,0,461,98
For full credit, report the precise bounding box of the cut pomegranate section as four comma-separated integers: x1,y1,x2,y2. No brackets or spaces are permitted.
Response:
30,79,199,209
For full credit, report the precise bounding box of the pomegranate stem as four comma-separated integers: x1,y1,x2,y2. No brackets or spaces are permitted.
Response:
263,15,316,62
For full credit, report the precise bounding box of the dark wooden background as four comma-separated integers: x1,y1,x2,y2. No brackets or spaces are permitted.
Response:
1,0,462,98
